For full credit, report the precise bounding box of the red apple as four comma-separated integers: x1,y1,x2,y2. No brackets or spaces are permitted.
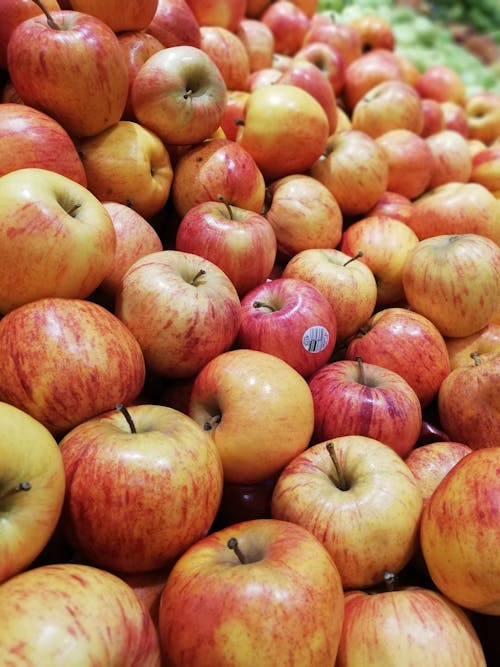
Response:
292,41,345,96
235,18,275,73
426,128,473,188
445,322,500,370
147,0,201,49
247,66,282,91
470,145,500,197
342,48,403,112
441,100,469,138
349,13,395,51
200,25,250,92
366,190,413,225
465,91,500,145
260,0,311,56
68,0,158,32
302,16,362,66
420,97,446,137
219,90,250,141
414,65,466,106
185,0,246,32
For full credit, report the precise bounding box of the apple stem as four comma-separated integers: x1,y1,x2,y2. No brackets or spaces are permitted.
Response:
190,269,206,286
183,89,193,100
252,300,275,313
355,355,367,386
227,537,246,564
67,203,81,217
31,0,61,30
326,442,348,491
235,119,245,127
115,404,136,434
470,351,481,366
343,251,364,267
0,481,31,501
217,195,234,220
383,571,398,592
203,413,221,431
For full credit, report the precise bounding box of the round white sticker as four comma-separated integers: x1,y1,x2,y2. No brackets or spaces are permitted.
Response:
302,326,330,354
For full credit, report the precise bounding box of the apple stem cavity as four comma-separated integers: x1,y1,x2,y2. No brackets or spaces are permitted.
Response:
252,300,275,313
217,195,234,220
190,269,206,286
383,571,398,592
115,403,137,434
355,355,367,386
227,537,246,564
326,442,348,491
343,251,364,267
31,0,61,30
470,351,482,366
0,481,31,501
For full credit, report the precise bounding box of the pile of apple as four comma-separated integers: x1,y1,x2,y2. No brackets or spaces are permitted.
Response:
0,0,499,664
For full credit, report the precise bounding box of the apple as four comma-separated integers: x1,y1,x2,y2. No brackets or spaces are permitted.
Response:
185,0,246,32
426,129,473,188
465,91,500,145
0,297,146,436
131,45,227,146
237,277,337,377
189,349,315,484
414,65,466,106
219,90,249,141
146,0,201,49
402,233,500,338
366,190,413,225
282,248,378,343
271,435,423,589
58,403,223,573
158,518,344,666
0,401,65,584
235,18,275,73
308,358,422,457
302,16,362,66
342,48,403,112
420,97,446,137
336,586,487,666
171,137,266,218
292,41,345,96
339,214,419,307
310,129,389,217
7,7,129,138
0,563,161,665
200,26,250,93
348,13,395,51
98,202,163,299
437,352,500,450
175,198,277,297
445,322,500,369
264,174,343,258
376,128,435,200
0,103,86,185
0,167,116,313
441,100,469,138
470,145,500,197
346,307,451,408
68,0,158,32
115,250,241,379
407,182,500,246
351,79,425,138
420,447,500,615
260,1,311,57
236,83,329,182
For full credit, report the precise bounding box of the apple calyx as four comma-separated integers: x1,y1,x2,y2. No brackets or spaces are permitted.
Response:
217,195,234,220
203,413,221,431
115,403,137,434
32,0,61,30
0,481,32,502
326,442,349,491
227,537,246,564
470,351,482,366
355,355,367,386
343,251,364,267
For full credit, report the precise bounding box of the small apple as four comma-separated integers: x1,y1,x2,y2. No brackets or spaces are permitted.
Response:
420,97,446,137
302,16,362,66
200,25,250,92
342,48,403,112
185,0,246,32
441,100,469,137
235,18,275,72
67,0,158,32
292,41,345,96
465,91,500,145
470,145,500,197
348,14,395,51
366,190,413,225
260,0,311,56
445,322,500,370
426,129,473,188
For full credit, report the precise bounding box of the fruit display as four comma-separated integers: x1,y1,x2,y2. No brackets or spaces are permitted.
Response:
0,0,499,665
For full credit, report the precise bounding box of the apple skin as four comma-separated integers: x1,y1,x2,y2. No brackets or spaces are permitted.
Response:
186,0,247,32
402,233,500,338
282,248,378,343
219,90,249,142
115,250,241,379
0,401,65,584
116,566,172,631
302,16,362,66
271,435,423,589
426,129,473,188
445,322,500,370
441,100,469,138
0,297,146,437
348,14,395,52
0,167,116,314
158,518,344,666
292,41,345,96
147,0,201,49
236,83,330,182
189,349,315,484
58,404,223,573
437,352,500,450
420,448,500,615
465,91,500,145
68,0,158,32
7,10,129,138
0,103,86,185
470,145,500,197
342,48,403,112
308,359,422,457
346,307,451,408
235,18,275,73
131,45,227,146
237,277,337,378
414,65,466,106
171,137,266,218
420,97,446,137
260,1,311,56
366,190,413,225
0,563,161,666
336,587,486,666
200,25,250,93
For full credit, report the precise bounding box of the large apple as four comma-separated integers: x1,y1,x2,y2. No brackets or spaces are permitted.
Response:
147,0,201,49
402,233,500,338
175,199,277,297
237,277,337,377
0,103,86,185
0,563,161,665
75,120,173,220
0,401,65,584
189,349,315,484
131,45,227,146
336,586,486,666
68,0,158,32
308,358,422,457
420,447,500,615
420,97,446,137
7,7,129,138
158,518,344,666
282,247,378,343
271,435,423,589
346,307,451,407
115,250,241,379
0,297,145,436
0,167,116,314
59,404,223,573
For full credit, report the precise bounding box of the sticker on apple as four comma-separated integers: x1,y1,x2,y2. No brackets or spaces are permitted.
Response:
302,326,330,353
